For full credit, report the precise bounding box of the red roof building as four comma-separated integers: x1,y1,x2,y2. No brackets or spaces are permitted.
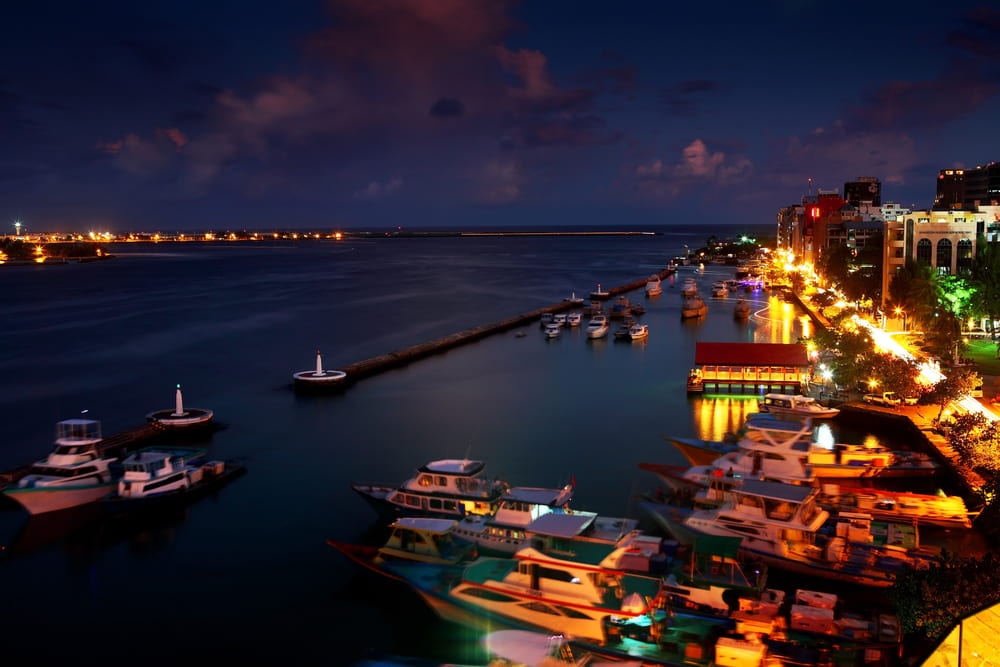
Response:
688,343,811,393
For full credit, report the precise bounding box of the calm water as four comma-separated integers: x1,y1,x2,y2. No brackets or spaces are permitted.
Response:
0,226,975,664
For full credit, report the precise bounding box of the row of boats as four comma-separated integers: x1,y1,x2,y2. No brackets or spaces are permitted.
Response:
332,438,975,665
680,277,752,320
2,417,244,516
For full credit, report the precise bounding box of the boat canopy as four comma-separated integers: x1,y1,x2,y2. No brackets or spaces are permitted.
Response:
420,459,485,476
737,479,815,503
504,486,573,506
527,512,595,538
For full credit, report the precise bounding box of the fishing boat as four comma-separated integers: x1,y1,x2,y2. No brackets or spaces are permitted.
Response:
351,459,510,520
645,277,662,296
544,322,562,339
4,419,118,515
641,479,939,587
627,323,648,340
711,282,728,298
104,447,244,510
566,312,582,327
608,295,633,319
681,277,698,297
734,298,751,320
758,393,839,419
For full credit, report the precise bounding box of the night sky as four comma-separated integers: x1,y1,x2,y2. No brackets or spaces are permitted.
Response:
4,1,999,232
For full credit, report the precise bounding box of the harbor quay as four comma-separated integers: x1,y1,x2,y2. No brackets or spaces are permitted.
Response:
319,267,676,384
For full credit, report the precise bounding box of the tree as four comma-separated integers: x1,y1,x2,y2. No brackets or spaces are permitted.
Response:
971,236,1000,345
925,368,979,420
888,259,941,331
890,551,1000,639
946,412,1000,471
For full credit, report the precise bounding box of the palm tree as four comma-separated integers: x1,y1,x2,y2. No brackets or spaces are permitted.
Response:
888,259,941,332
971,236,1000,348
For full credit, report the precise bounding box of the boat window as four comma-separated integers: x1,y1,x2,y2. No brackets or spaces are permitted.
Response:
724,525,761,536
418,475,432,487
443,500,457,511
70,466,97,477
764,498,794,521
435,476,447,486
404,495,421,507
519,602,561,616
28,466,75,478
144,472,185,491
429,499,443,510
555,605,592,619
460,588,518,603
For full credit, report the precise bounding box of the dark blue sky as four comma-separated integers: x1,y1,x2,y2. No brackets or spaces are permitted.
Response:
4,0,999,232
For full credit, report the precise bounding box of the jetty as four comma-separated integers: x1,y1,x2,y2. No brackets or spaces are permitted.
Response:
332,268,675,384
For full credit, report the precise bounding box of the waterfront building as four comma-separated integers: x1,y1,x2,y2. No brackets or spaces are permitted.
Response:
687,342,811,394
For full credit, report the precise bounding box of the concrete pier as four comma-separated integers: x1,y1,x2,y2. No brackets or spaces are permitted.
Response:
337,268,675,382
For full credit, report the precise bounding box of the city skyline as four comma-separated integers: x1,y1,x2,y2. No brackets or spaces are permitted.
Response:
3,0,999,232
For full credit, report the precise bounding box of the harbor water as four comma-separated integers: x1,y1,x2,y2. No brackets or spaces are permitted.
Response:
0,225,980,665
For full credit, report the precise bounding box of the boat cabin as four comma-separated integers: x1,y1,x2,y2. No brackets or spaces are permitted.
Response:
724,480,828,530
391,459,507,517
377,517,475,565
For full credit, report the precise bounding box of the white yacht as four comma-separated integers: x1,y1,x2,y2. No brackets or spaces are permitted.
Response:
544,322,562,339
627,323,648,340
645,277,662,296
651,479,938,587
565,312,582,327
105,446,241,507
4,419,118,515
758,393,840,418
352,458,510,520
585,314,609,339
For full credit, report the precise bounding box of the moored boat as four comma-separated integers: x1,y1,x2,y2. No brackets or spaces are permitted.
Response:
681,293,707,319
351,459,510,520
645,277,662,296
641,478,940,587
103,447,244,511
328,516,477,575
734,298,751,320
758,393,839,418
3,419,118,515
585,314,609,339
627,323,648,340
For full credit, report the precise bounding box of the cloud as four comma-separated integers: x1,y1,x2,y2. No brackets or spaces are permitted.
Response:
98,127,189,176
631,139,753,199
355,177,403,200
767,122,919,189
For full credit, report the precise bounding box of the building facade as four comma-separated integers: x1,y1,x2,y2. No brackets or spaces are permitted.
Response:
934,163,1000,210
882,209,979,307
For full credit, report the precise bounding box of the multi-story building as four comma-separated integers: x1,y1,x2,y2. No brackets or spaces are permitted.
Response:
882,209,979,307
934,163,1000,210
844,176,881,207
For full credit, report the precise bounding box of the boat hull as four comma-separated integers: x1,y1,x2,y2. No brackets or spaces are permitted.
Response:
4,481,117,515
103,461,245,514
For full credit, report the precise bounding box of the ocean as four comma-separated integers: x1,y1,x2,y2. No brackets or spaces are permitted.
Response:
0,225,977,664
